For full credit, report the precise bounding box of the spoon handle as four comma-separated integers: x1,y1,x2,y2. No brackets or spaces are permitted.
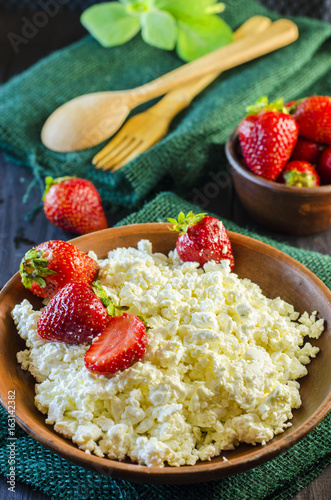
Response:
131,19,298,105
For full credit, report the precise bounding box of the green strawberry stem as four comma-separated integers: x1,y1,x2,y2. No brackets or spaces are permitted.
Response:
20,248,57,289
42,176,74,200
246,96,288,116
92,281,149,328
92,281,127,317
167,211,207,235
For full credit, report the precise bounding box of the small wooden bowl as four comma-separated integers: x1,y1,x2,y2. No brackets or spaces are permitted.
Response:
225,129,331,235
0,223,330,484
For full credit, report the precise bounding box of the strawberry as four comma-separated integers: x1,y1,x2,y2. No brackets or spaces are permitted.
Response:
20,240,99,299
292,96,331,144
168,211,234,270
285,100,297,110
290,136,324,164
43,176,108,235
238,96,299,180
278,161,320,187
84,313,147,374
37,281,112,344
316,146,331,185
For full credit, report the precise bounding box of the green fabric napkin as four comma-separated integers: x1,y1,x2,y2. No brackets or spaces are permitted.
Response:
0,191,330,500
0,0,331,212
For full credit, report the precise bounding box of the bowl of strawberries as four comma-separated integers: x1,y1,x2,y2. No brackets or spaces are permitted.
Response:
225,95,331,235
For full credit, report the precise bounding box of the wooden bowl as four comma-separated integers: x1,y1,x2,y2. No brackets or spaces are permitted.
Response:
0,223,330,484
225,129,331,235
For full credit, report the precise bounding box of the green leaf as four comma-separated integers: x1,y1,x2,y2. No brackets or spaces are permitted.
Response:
81,2,141,47
155,0,219,18
176,14,233,61
140,9,177,50
167,211,207,234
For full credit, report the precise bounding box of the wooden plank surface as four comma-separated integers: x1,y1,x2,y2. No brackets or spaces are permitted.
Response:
0,8,330,500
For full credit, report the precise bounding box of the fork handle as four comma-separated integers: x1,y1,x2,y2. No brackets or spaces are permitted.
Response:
147,16,272,120
131,19,298,106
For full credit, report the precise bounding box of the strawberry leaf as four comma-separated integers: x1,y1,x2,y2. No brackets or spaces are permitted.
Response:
92,281,128,316
20,248,57,289
246,96,288,116
168,211,207,234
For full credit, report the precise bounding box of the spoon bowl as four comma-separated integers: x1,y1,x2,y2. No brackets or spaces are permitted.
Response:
41,92,133,152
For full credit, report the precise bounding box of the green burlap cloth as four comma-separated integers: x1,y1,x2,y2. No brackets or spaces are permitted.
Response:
0,191,330,499
0,0,331,210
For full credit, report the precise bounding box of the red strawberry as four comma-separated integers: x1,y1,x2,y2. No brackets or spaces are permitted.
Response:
278,161,320,187
84,313,147,374
20,240,99,299
285,100,297,109
316,146,331,185
43,176,108,235
238,96,299,180
290,136,324,164
37,282,112,344
168,211,234,270
292,96,331,144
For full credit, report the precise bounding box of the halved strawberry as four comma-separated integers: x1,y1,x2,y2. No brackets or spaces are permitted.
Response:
168,211,234,270
84,313,147,375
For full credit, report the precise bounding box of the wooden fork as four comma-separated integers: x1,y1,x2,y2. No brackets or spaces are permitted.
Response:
93,16,272,172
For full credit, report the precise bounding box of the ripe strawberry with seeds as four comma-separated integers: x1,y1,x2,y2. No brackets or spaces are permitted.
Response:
43,176,108,235
292,95,331,144
316,146,331,185
37,281,112,344
20,240,99,299
238,96,299,180
168,211,235,270
84,313,147,375
278,161,320,187
290,136,324,164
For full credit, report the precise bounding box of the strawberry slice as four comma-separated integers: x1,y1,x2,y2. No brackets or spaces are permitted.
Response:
84,313,147,375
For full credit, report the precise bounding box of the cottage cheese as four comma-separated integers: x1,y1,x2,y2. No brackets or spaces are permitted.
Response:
12,240,324,467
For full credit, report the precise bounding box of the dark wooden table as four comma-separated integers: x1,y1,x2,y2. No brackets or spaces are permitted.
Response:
0,9,330,500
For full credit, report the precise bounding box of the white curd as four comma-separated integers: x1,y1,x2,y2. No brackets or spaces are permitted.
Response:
12,240,324,467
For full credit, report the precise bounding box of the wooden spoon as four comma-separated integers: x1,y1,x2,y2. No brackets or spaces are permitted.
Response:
41,19,298,152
